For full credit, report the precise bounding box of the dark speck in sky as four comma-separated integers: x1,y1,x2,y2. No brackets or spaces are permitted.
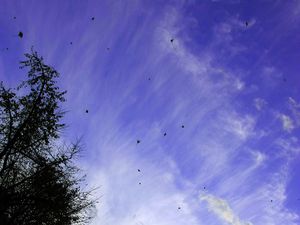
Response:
18,32,23,38
137,140,140,144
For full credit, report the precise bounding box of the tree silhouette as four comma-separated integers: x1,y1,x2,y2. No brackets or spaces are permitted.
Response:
0,49,95,225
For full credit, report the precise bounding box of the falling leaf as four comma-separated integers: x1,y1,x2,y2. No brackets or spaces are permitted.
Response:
18,32,23,38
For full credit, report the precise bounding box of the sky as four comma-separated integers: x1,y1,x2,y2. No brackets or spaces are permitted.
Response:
1,0,300,224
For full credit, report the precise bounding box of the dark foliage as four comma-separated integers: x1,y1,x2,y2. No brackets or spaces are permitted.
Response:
0,49,95,225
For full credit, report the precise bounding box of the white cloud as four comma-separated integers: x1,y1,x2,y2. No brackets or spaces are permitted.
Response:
200,194,253,225
276,136,300,156
279,114,295,132
253,98,267,111
237,166,299,225
86,148,199,225
251,150,266,167
235,79,245,91
288,97,300,108
222,112,256,140
60,3,298,225
288,97,300,126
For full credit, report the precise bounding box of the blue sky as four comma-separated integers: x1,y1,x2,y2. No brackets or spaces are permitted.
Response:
1,0,300,224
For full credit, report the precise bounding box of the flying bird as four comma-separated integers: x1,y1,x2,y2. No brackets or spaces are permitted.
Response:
18,31,23,38
139,182,141,185
178,207,181,210
91,17,95,20
181,125,185,128
70,42,73,45
138,169,141,172
85,110,89,113
137,140,141,144
13,16,16,19
163,132,167,136
245,21,249,27
170,38,174,43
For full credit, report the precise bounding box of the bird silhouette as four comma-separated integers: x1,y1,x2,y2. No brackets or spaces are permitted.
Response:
85,110,89,113
138,169,141,172
181,125,185,128
137,140,141,144
178,207,181,210
18,32,23,38
13,16,16,19
91,17,95,20
70,42,73,45
164,132,167,136
139,182,141,185
170,38,174,43
245,21,249,26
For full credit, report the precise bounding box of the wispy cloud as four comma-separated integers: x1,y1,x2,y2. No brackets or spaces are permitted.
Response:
200,194,253,225
2,1,299,224
253,98,267,111
279,114,295,132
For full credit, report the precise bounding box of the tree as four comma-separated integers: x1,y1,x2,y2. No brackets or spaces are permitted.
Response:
0,49,95,225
